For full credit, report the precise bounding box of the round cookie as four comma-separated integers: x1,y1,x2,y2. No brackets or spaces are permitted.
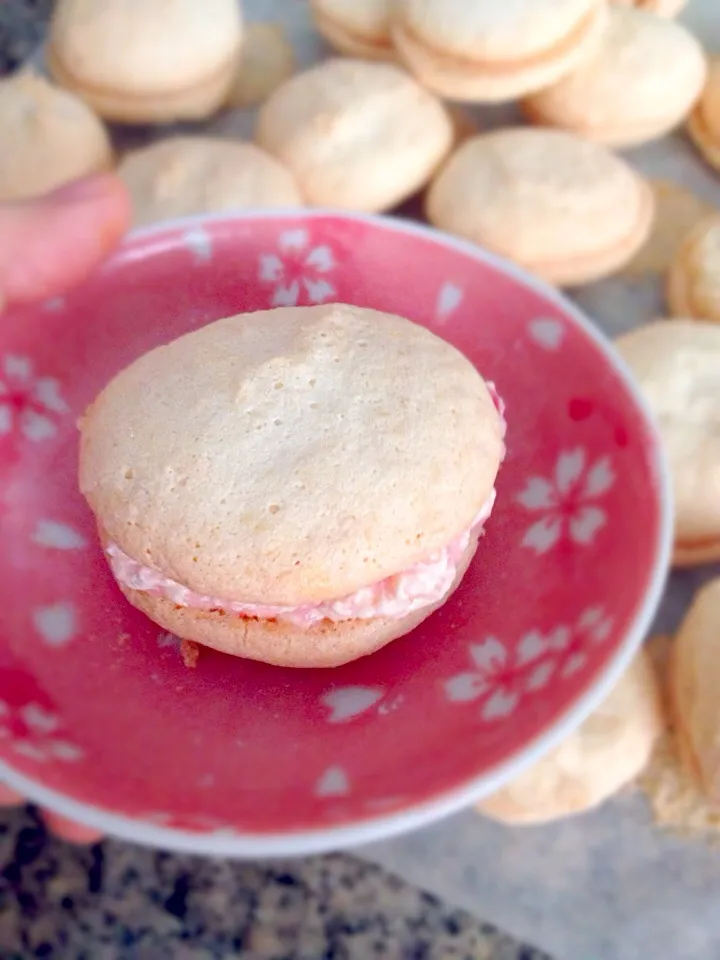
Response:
118,137,303,228
688,58,720,174
523,7,706,148
310,0,394,61
425,128,654,287
611,0,688,17
390,0,608,103
47,0,243,124
670,578,720,801
256,59,453,212
79,304,505,668
621,179,713,279
667,216,720,321
0,72,112,202
478,650,663,824
614,319,720,566
225,22,296,108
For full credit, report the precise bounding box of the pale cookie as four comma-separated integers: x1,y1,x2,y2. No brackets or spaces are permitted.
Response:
47,0,243,124
391,0,608,103
523,7,706,148
667,215,720,321
622,179,713,279
0,72,112,202
118,137,303,228
688,57,720,173
426,128,654,287
225,23,296,108
611,0,689,17
310,0,394,61
79,304,505,668
479,650,664,824
670,578,720,802
256,59,453,212
614,319,720,566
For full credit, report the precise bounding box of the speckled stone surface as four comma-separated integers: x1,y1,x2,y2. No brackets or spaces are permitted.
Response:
0,805,550,960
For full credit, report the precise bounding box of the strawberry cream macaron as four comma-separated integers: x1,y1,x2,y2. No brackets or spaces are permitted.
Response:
78,304,506,668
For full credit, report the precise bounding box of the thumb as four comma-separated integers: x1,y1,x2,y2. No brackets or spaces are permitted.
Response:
0,174,131,310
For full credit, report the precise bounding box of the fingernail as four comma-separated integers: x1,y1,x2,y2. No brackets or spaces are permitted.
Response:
46,174,114,205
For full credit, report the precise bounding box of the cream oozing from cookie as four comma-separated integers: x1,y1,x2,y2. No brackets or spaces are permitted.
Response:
107,488,495,628
107,384,505,629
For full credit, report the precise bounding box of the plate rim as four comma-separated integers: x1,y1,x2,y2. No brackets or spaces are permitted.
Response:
0,208,673,858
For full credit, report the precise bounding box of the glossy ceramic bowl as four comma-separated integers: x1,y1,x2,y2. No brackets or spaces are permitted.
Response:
0,211,671,856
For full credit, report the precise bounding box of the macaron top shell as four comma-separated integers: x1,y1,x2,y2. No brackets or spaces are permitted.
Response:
524,7,707,146
255,59,453,211
0,73,112,201
396,0,600,61
118,137,303,228
79,304,504,606
693,57,720,141
614,319,720,546
426,128,651,282
49,0,243,93
668,215,720,321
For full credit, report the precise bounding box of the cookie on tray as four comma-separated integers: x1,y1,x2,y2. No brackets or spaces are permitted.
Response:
47,0,243,123
256,58,453,212
391,0,608,102
425,128,654,287
667,215,720,321
310,0,394,61
615,319,720,567
225,22,296,108
688,58,720,174
523,7,706,148
0,72,112,202
118,137,303,228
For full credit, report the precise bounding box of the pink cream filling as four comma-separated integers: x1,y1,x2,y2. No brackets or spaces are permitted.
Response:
107,384,506,629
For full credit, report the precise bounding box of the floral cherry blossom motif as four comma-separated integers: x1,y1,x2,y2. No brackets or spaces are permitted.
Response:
517,447,615,555
320,685,405,724
0,354,68,443
444,634,553,722
0,698,84,763
549,606,615,678
258,228,337,307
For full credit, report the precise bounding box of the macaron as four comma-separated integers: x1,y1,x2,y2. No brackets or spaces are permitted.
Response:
614,319,720,567
622,179,714,279
390,0,608,103
256,59,453,212
310,0,394,61
78,304,506,668
611,0,688,16
667,215,720,322
523,7,706,148
225,22,296,108
118,137,303,229
670,578,720,801
0,72,112,202
426,128,654,287
478,650,663,824
688,57,720,174
47,0,243,124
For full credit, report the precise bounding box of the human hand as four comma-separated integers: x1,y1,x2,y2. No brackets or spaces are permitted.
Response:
0,172,130,842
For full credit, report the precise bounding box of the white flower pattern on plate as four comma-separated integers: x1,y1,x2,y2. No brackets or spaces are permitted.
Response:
0,699,84,763
0,354,68,442
444,609,613,722
517,448,615,554
258,229,337,306
321,686,404,724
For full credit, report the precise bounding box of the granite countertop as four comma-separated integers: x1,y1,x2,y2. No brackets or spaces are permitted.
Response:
0,3,552,958
0,804,548,960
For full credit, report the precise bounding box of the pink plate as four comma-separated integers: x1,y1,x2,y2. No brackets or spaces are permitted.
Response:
0,212,671,856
